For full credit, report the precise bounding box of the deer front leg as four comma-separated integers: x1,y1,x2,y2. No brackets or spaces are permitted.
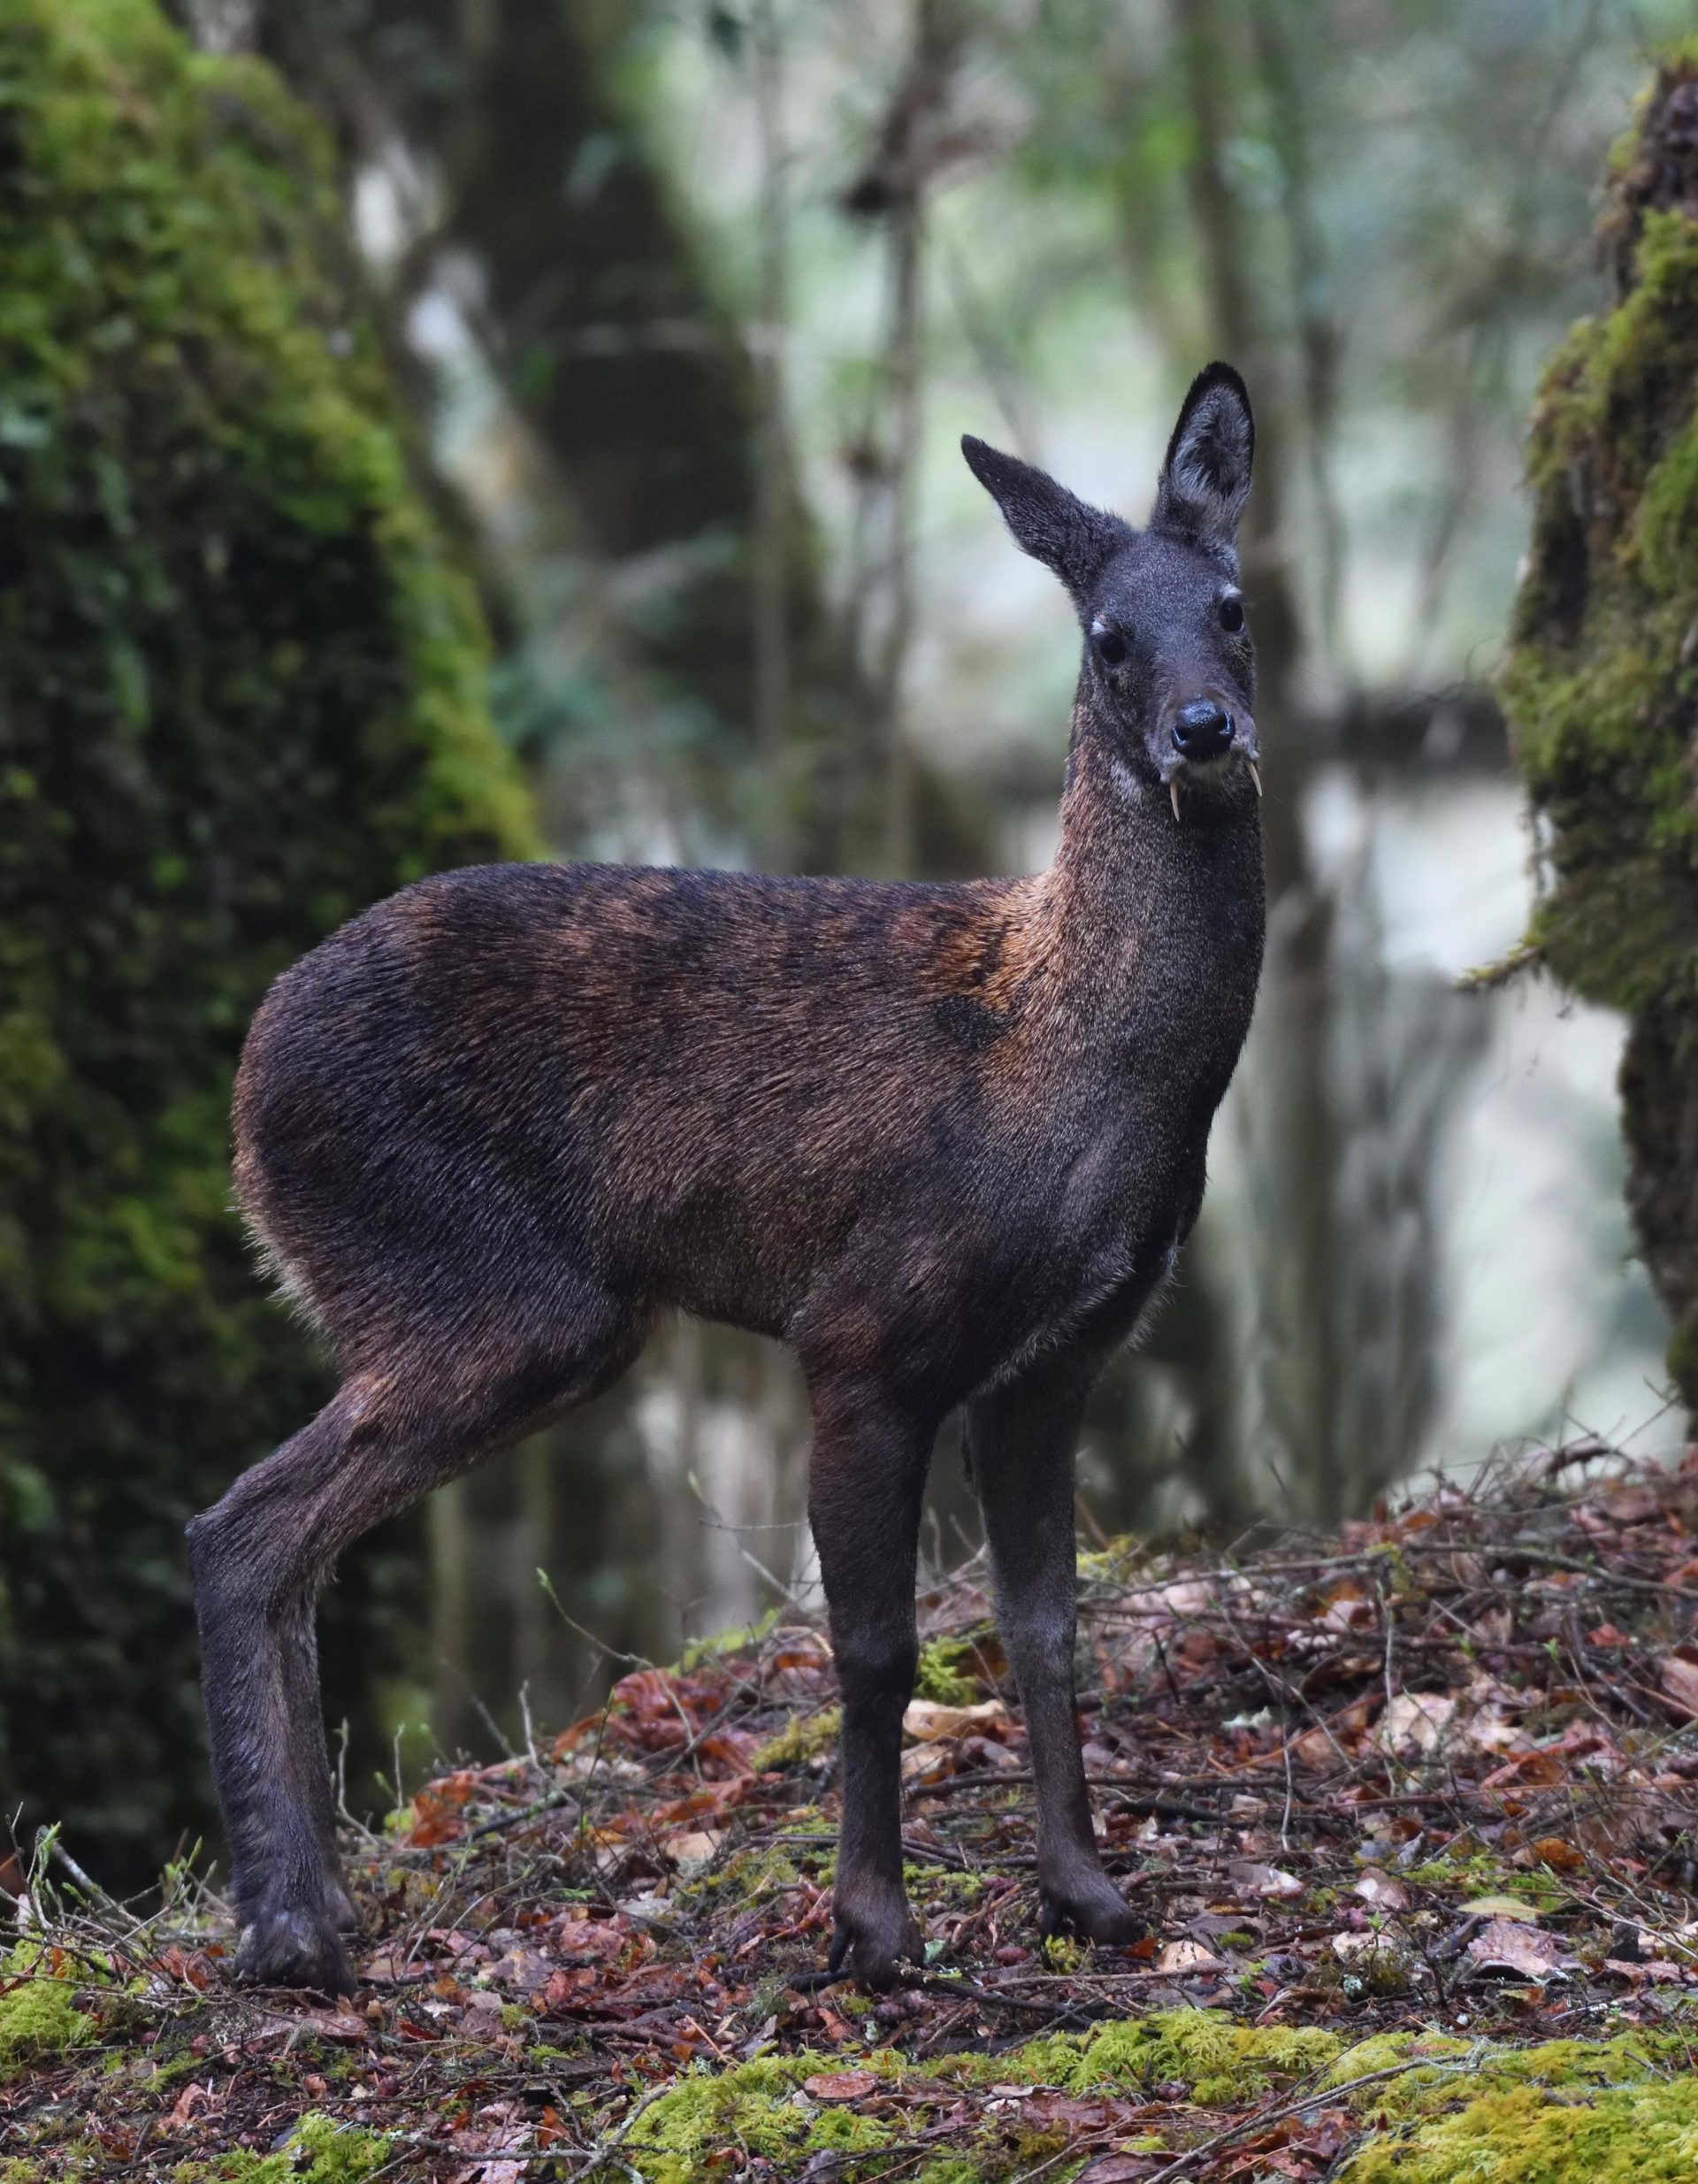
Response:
966,1360,1138,1946
807,1374,933,1989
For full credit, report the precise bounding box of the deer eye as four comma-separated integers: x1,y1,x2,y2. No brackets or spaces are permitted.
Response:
1218,593,1245,633
1093,625,1128,667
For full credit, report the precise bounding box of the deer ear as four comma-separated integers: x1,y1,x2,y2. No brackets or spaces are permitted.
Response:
961,435,1121,603
1154,362,1254,546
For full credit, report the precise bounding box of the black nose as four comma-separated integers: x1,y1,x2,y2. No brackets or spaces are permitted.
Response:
1173,701,1233,761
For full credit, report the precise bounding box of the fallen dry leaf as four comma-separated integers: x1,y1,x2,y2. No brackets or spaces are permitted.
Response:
902,1697,1011,1741
1155,1938,1222,1975
1513,1835,1587,1874
1316,1577,1377,1633
1377,1691,1456,1757
805,2071,882,2102
1122,1577,1220,1622
1603,1958,1686,1985
1228,1859,1303,1899
1660,1655,1698,1720
1355,1868,1409,1911
663,1830,723,1869
168,2082,217,2127
1466,1920,1576,1981
1459,1894,1541,1923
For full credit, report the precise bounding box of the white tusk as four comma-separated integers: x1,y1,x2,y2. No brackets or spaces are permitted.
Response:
1170,780,1182,823
1248,761,1262,798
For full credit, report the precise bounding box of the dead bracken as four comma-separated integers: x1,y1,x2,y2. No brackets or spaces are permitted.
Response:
10,1441,1698,2178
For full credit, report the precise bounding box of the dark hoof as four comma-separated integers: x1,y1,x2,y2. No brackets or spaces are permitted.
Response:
1037,1873,1143,1948
235,1906,356,1996
827,1898,925,1992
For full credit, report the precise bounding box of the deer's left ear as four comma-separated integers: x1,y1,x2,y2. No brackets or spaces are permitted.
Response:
1153,362,1254,547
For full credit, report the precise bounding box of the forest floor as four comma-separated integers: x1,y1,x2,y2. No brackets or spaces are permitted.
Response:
11,1445,1698,2181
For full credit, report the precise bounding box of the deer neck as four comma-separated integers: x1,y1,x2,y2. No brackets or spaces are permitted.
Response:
1038,688,1266,1025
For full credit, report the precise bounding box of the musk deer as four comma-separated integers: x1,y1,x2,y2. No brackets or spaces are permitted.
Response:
188,362,1266,1995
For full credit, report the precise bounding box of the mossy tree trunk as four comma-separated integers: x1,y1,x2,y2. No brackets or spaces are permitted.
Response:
1502,46,1698,1419
0,0,533,1880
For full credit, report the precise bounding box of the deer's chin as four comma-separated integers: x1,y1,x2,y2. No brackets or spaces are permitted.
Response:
1161,751,1250,789
1159,748,1262,822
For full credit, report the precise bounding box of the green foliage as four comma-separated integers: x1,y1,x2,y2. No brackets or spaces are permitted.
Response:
0,0,533,1877
1501,45,1698,1411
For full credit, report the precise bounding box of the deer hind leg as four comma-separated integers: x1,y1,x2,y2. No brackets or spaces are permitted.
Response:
805,1368,937,1990
187,1287,640,1994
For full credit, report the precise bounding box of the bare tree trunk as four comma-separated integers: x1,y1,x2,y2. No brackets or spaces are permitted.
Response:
876,190,924,875
839,0,965,874
749,0,795,868
1170,0,1299,710
1250,0,1345,670
1167,0,1350,1511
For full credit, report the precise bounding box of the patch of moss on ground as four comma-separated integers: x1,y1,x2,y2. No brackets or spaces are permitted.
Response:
619,2012,1698,2182
914,1636,987,1705
623,2011,1355,2181
749,1707,840,1772
625,2050,911,2184
1345,2074,1698,2181
1012,2009,1344,2104
171,2112,393,2184
1327,2028,1698,2119
0,1950,93,2079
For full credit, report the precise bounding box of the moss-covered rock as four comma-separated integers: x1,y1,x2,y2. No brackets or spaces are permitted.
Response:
1501,43,1698,1412
0,0,533,1878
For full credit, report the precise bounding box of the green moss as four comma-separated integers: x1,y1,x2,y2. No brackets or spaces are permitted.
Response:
287,2113,394,2183
625,2051,908,2183
598,2013,1698,2182
914,1636,986,1705
170,2111,393,2183
0,1952,93,2079
1344,2075,1698,2182
750,1707,840,1772
1501,46,1698,1413
0,0,535,1874
1010,2010,1342,2105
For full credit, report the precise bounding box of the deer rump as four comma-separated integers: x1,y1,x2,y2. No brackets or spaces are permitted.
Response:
235,856,1201,1399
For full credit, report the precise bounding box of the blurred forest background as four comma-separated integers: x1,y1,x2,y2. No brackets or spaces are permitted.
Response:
1,0,1693,1886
